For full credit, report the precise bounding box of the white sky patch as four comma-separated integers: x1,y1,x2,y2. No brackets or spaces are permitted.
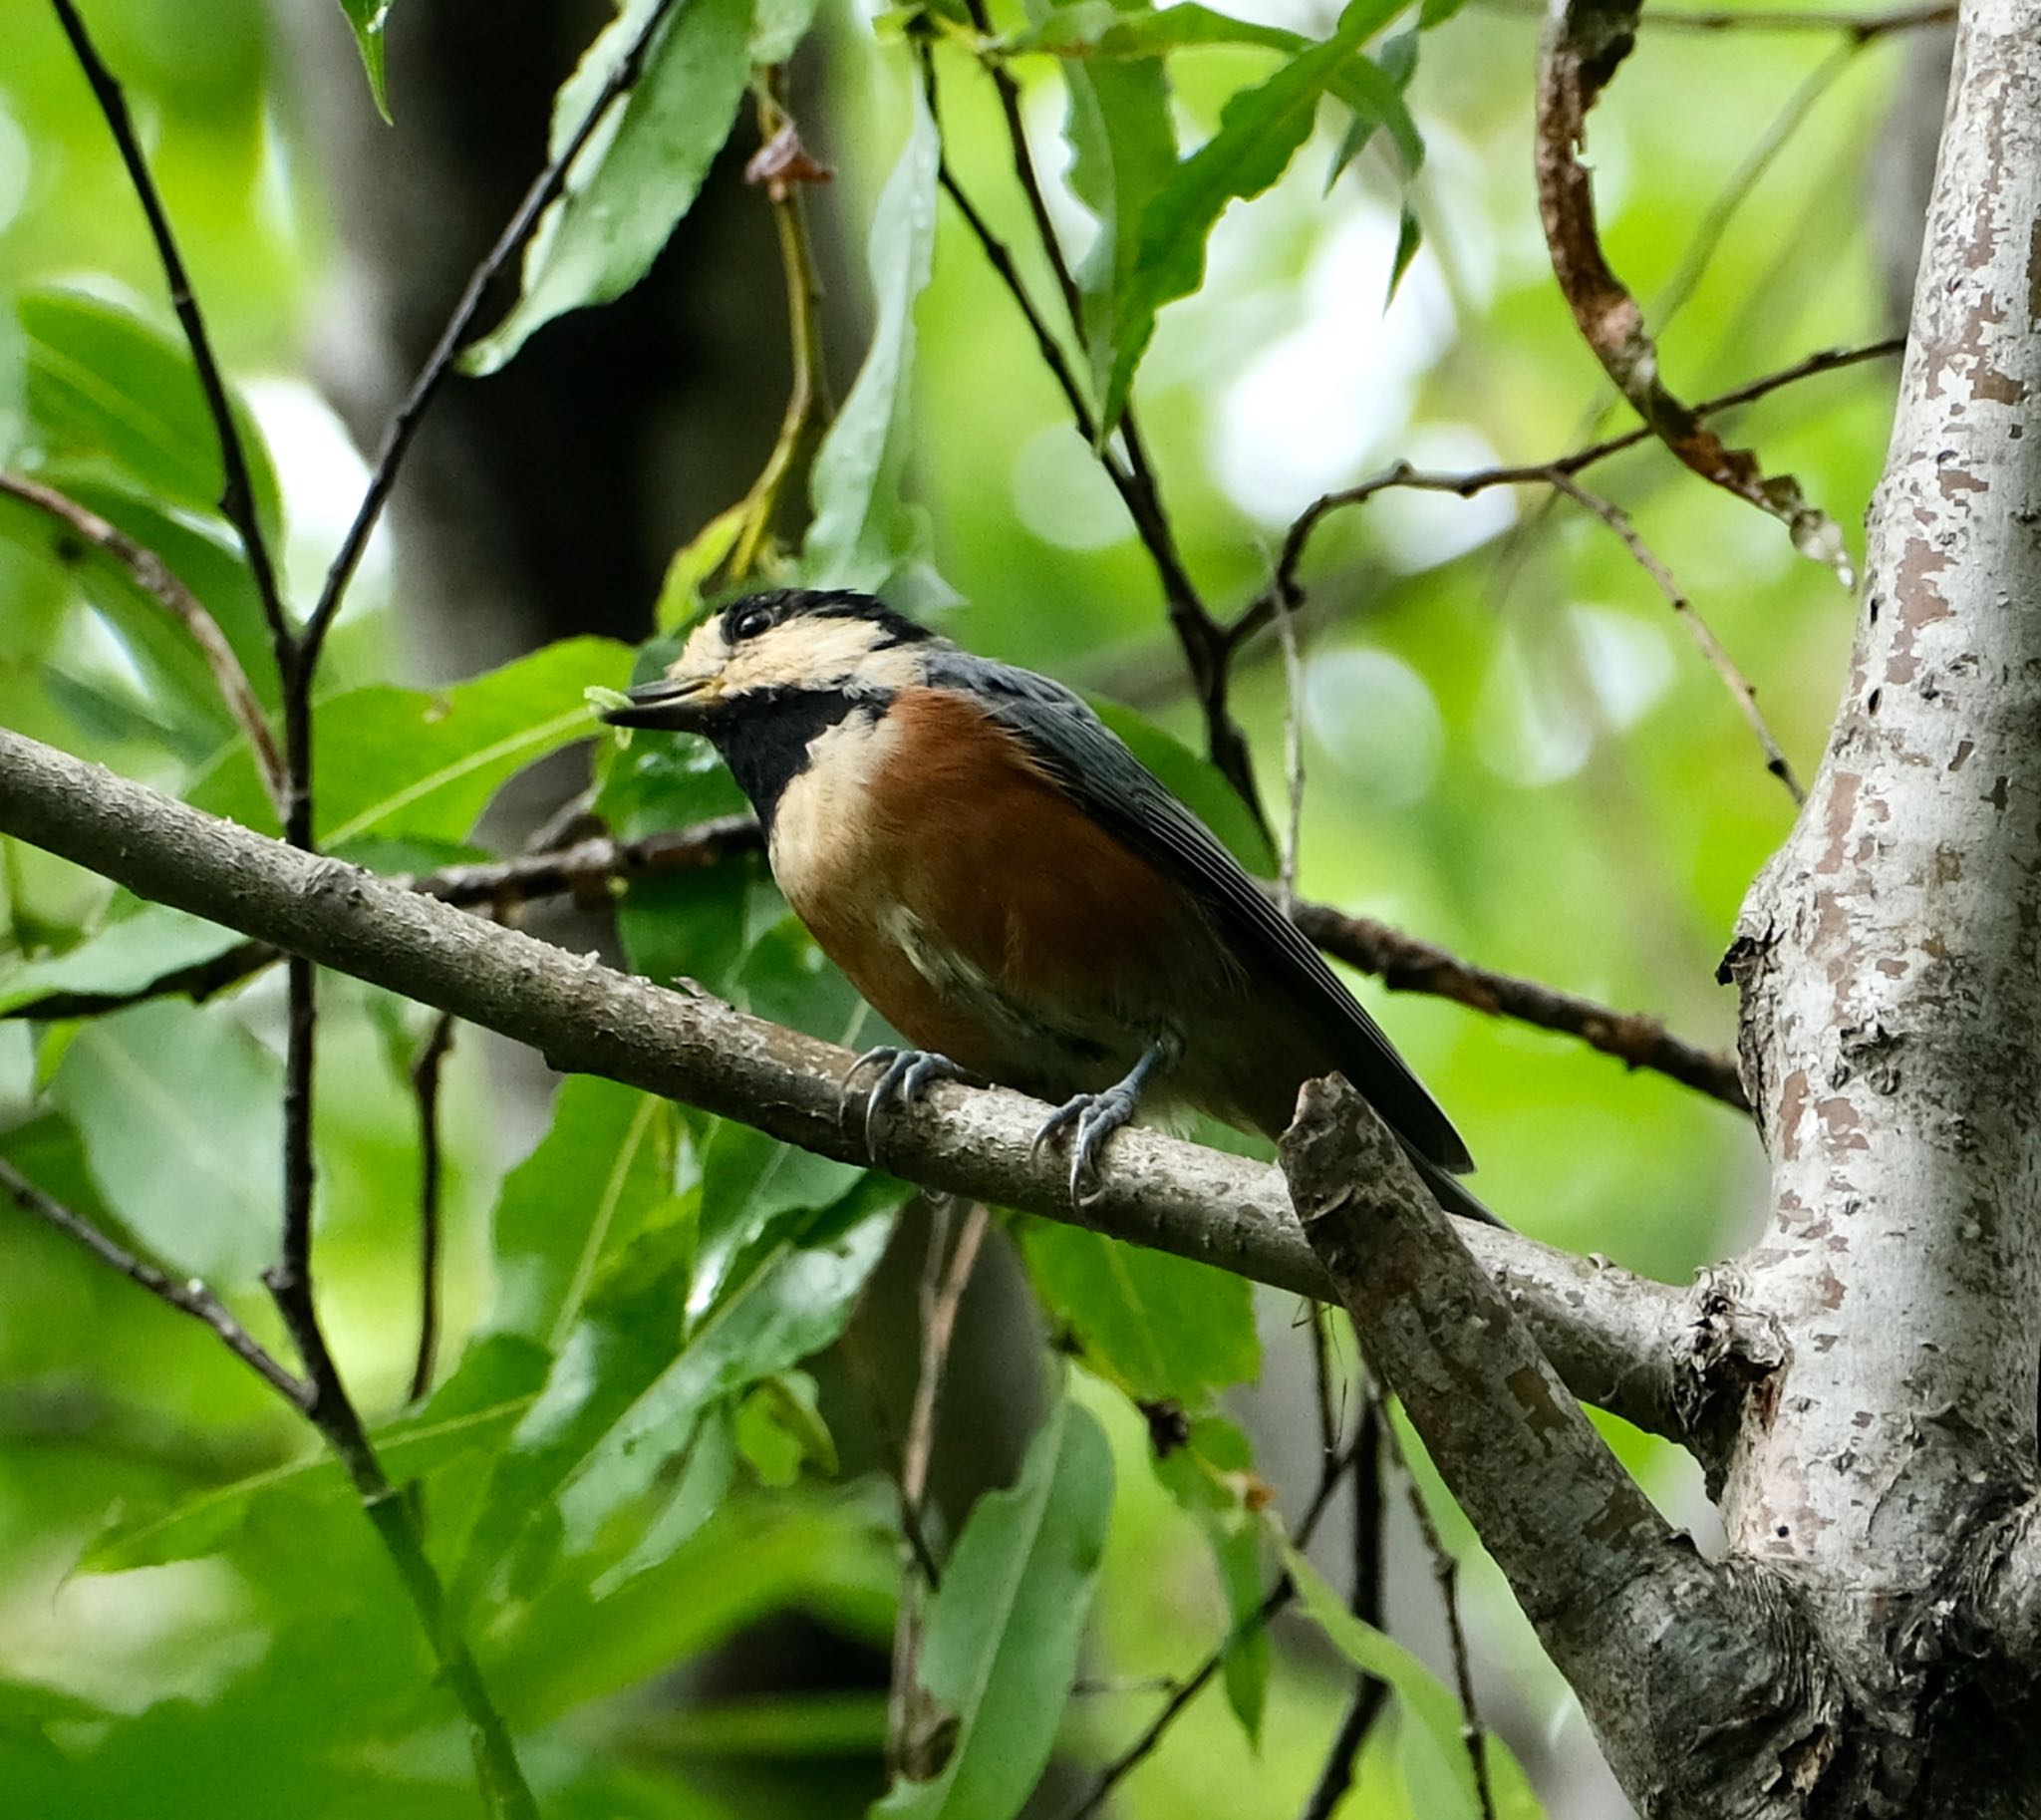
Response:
242,376,383,616
1210,197,1456,523
1304,643,1444,805
1369,422,1519,572
1011,422,1131,550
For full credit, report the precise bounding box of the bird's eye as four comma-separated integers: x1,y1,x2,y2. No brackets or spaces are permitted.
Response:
731,605,773,641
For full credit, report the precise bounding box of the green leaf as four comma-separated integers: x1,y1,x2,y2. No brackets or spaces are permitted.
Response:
1032,0,1180,407
462,0,754,376
873,1396,1113,1820
188,636,632,844
487,1075,681,1351
1022,1220,1260,1406
1283,1541,1545,1820
81,1371,544,1573
462,1188,899,1595
750,0,825,64
19,289,284,550
1153,1415,1269,1742
47,1000,281,1279
734,1369,837,1486
338,0,397,121
1098,0,1410,431
803,88,941,593
0,901,242,1017
1090,697,1277,875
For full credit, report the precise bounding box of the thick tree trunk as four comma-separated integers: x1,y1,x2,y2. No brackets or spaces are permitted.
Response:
1718,0,2041,1807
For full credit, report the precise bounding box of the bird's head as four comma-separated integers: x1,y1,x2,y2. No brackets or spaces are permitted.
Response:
600,588,935,735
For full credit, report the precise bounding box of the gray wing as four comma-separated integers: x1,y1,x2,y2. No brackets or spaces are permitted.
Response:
925,650,1473,1173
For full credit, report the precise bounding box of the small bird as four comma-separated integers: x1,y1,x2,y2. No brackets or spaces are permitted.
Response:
603,586,1490,1221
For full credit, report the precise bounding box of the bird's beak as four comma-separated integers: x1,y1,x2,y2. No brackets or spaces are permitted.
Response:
600,674,722,732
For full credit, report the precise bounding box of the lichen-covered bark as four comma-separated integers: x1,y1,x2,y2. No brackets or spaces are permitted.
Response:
1722,0,2041,1801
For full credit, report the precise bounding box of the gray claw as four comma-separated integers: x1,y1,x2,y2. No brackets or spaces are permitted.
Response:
1032,1084,1139,1203
848,1048,966,1152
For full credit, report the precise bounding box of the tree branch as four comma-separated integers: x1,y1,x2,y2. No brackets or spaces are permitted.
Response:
0,471,285,814
1534,0,1853,582
1280,1075,1825,1812
47,0,291,665
1546,470,1804,801
0,1154,310,1407
1292,898,1748,1111
1241,337,1903,648
0,724,1692,1442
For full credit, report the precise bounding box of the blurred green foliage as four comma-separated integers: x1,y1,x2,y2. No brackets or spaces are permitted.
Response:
0,0,1909,1813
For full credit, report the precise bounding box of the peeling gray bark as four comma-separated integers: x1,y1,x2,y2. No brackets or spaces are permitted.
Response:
1715,0,2041,1806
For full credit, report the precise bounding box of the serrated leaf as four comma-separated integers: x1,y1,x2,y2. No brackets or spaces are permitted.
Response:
803,89,940,593
1022,1220,1260,1406
487,1075,680,1350
462,0,754,376
19,289,284,551
1284,1541,1546,1820
462,1187,899,1596
47,1000,281,1279
872,1396,1113,1820
1098,0,1409,432
338,0,396,121
188,636,631,844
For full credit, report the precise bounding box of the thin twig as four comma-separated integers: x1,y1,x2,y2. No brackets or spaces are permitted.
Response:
729,71,831,581
0,472,285,814
295,0,688,680
1546,471,1804,802
1373,1384,1496,1820
47,0,290,667
888,1199,991,1774
933,21,1263,830
0,1155,310,1408
1299,1393,1388,1820
1056,1426,1370,1820
1245,337,1903,645
408,1012,457,1405
1272,586,1308,917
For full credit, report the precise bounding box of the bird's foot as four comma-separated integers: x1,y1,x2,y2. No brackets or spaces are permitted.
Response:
1032,1080,1141,1205
842,1047,971,1152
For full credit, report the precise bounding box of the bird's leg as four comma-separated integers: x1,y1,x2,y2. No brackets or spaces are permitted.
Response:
843,1047,979,1152
1033,1033,1180,1203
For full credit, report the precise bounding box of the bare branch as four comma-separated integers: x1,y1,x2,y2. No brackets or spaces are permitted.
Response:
1246,337,1903,648
0,472,285,814
888,1199,990,1776
931,25,1266,831
0,1153,310,1407
1475,0,1958,34
1547,471,1803,801
1533,0,1853,581
47,0,291,666
1291,898,1748,1111
0,724,1694,1441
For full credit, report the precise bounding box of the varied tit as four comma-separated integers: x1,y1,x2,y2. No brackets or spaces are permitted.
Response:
602,586,1491,1222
